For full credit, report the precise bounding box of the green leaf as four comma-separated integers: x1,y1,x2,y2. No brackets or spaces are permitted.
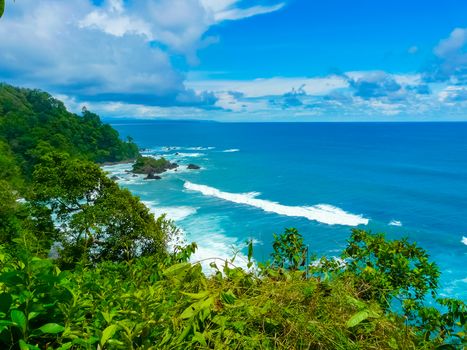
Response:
18,340,40,350
28,312,41,321
346,310,369,328
346,296,366,310
38,323,65,334
0,0,4,19
19,340,29,350
101,324,118,346
192,331,207,347
220,290,237,305
163,262,190,277
180,303,197,319
11,310,27,334
388,338,398,349
181,291,209,299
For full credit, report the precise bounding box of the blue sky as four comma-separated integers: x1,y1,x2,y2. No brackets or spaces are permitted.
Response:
0,0,466,121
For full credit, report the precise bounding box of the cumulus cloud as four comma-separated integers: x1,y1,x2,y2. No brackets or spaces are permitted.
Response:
425,27,467,84
0,0,285,106
346,72,402,99
1,2,466,121
187,76,348,97
438,86,467,103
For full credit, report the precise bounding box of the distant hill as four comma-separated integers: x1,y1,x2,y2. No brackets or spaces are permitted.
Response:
0,83,139,178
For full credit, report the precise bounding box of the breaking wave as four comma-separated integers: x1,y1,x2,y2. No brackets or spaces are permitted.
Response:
183,181,368,226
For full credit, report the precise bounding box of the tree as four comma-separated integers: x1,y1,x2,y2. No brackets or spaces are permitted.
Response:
341,229,440,311
32,152,175,266
270,227,308,271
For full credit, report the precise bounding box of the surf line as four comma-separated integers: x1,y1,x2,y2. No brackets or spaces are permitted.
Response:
184,181,368,226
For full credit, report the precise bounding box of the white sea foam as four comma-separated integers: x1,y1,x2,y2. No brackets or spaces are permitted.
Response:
161,146,214,151
190,231,251,272
142,201,197,222
183,181,368,226
462,236,467,246
389,220,402,227
186,146,215,151
222,149,240,153
175,152,205,158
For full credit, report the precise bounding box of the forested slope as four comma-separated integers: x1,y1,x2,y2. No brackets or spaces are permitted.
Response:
0,84,138,178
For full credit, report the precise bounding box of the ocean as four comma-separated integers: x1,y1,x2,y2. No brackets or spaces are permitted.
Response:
103,121,467,300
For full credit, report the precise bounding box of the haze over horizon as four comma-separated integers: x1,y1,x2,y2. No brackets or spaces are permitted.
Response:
1,0,466,121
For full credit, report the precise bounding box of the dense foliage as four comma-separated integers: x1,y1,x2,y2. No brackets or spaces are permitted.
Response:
0,84,139,179
0,84,465,349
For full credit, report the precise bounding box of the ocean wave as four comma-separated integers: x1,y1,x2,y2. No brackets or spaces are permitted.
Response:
222,149,240,153
183,181,368,226
142,201,197,222
160,146,214,151
175,152,205,158
389,220,402,227
462,236,467,246
186,146,215,151
175,216,256,273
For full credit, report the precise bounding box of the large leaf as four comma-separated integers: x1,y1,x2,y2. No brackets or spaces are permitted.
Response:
346,310,369,328
181,291,209,300
0,0,5,19
11,310,27,334
163,263,190,278
38,323,65,334
101,324,118,346
180,297,214,319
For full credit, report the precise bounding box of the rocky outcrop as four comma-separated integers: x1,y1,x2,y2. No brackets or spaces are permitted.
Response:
145,173,162,180
132,156,178,175
187,164,201,170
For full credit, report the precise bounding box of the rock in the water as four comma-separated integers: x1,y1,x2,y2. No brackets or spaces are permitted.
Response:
111,175,120,180
145,173,162,180
132,174,138,177
187,164,201,170
132,156,178,175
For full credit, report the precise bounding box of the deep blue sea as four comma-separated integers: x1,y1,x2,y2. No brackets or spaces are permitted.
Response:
104,121,467,300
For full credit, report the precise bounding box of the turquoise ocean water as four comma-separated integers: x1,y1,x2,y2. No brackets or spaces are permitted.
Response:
103,121,467,300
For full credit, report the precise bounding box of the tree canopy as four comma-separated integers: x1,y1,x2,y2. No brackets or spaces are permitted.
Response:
0,84,139,180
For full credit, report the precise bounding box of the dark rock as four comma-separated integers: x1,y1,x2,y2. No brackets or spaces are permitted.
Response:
145,173,162,180
132,174,138,177
111,175,120,180
132,156,178,175
187,164,201,170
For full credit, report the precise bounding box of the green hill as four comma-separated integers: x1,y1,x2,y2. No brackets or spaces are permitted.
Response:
0,83,139,178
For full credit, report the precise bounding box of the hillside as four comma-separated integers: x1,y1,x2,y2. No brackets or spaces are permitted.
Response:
0,84,139,179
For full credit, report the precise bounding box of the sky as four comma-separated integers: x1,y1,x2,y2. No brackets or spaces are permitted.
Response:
0,0,466,121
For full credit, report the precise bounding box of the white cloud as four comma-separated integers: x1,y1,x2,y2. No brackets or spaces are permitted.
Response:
427,27,467,84
0,0,286,105
187,76,349,97
79,1,153,39
434,28,467,58
213,3,285,21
